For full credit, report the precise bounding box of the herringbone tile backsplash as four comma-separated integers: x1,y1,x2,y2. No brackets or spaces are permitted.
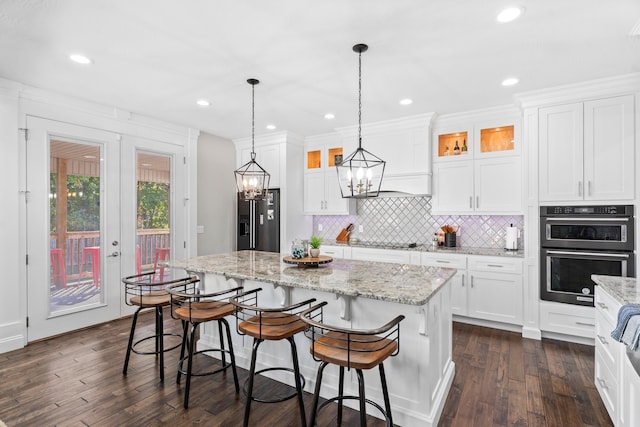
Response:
312,196,524,249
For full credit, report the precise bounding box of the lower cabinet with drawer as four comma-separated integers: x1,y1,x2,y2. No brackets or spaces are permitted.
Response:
421,253,468,316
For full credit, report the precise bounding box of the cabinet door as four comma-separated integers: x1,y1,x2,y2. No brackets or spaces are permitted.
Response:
468,271,523,324
449,270,467,316
584,95,634,201
432,160,474,213
303,172,325,214
539,103,584,202
323,171,349,214
241,144,281,188
474,157,521,212
621,351,640,427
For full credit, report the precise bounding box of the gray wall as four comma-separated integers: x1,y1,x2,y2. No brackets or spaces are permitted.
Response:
197,132,236,255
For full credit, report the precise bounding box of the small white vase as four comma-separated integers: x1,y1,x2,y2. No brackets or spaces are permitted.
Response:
309,248,320,258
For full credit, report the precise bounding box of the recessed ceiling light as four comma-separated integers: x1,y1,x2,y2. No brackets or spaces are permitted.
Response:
266,124,276,130
497,7,523,23
196,99,210,107
324,113,335,119
502,77,519,86
399,98,413,106
69,54,93,65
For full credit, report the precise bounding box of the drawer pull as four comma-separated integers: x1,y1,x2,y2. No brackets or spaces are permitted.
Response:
436,260,451,264
596,377,608,389
575,321,595,327
597,302,609,310
597,334,608,345
487,264,503,268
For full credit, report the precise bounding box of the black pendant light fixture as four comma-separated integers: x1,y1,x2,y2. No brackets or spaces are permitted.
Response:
336,43,386,198
234,78,270,200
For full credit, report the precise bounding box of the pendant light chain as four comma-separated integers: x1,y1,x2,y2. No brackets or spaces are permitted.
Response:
358,48,362,150
251,82,256,161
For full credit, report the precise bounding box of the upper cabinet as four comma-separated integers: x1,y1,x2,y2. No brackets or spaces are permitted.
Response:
431,108,522,214
539,95,634,202
303,133,355,215
239,143,281,188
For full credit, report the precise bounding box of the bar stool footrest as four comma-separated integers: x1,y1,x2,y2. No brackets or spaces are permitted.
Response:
131,333,182,356
242,367,306,404
177,348,235,378
315,395,392,427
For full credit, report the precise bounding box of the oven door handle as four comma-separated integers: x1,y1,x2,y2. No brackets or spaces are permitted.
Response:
546,250,630,258
544,217,630,222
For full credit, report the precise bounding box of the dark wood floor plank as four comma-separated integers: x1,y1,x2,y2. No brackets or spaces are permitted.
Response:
0,317,614,427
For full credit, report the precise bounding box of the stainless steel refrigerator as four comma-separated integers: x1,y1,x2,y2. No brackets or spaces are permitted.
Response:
237,189,280,252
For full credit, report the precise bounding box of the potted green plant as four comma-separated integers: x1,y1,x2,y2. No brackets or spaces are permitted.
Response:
309,235,323,258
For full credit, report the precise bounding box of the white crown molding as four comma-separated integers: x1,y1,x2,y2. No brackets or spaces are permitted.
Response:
304,131,342,145
433,104,521,129
334,112,437,138
232,130,304,150
514,73,640,109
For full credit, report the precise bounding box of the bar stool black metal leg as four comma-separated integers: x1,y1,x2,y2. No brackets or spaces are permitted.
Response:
123,308,142,375
221,318,240,393
158,306,165,381
183,321,199,409
338,366,345,426
287,336,307,427
217,321,227,366
177,320,189,384
243,338,263,427
379,363,392,427
310,361,328,427
356,369,367,427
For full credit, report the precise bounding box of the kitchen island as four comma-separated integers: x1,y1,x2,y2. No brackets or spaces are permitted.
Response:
167,250,457,427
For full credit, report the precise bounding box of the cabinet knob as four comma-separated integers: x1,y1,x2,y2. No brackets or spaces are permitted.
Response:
596,334,608,345
597,302,608,310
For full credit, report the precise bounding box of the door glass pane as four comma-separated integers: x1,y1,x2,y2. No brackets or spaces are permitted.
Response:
480,125,514,153
438,131,468,157
136,152,171,282
49,140,103,314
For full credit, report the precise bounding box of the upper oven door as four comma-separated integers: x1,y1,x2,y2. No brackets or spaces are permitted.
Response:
541,217,633,251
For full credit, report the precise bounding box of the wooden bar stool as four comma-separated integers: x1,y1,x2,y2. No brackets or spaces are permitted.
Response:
122,272,193,381
230,288,316,427
300,301,404,427
167,282,243,409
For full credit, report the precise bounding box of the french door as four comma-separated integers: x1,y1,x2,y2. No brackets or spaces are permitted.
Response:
25,116,187,341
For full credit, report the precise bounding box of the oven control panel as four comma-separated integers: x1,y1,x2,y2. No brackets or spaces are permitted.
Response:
542,205,633,216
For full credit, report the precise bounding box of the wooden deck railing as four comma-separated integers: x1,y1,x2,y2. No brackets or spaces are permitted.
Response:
50,229,170,283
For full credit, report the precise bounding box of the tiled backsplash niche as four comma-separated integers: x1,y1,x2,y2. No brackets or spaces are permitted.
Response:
312,196,524,250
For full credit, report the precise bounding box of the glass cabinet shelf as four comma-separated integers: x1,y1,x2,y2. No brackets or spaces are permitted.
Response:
437,131,469,157
480,125,514,153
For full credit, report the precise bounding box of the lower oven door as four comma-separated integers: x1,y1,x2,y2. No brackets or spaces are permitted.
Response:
540,249,634,306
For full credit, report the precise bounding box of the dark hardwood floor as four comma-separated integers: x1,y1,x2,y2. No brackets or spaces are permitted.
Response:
0,313,613,427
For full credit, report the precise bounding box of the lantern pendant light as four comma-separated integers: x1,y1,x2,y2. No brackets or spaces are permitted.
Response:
336,43,386,198
234,78,270,200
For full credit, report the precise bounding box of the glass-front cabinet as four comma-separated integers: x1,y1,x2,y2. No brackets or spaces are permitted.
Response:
304,135,354,215
431,110,522,214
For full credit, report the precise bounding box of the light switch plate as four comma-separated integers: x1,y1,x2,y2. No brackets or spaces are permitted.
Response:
196,225,205,234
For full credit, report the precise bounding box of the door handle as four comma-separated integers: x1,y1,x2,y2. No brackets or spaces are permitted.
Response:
107,251,120,257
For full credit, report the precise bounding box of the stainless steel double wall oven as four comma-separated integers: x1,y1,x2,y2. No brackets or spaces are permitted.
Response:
540,205,635,306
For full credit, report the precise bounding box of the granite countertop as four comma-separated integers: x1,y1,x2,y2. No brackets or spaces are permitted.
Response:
592,274,640,305
324,240,524,258
166,250,456,306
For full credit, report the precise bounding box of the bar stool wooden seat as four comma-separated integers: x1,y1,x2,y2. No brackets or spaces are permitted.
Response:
122,272,194,381
167,281,243,409
300,301,405,427
230,288,316,427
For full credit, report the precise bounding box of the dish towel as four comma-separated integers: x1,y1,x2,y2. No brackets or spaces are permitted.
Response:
611,304,640,342
621,315,640,351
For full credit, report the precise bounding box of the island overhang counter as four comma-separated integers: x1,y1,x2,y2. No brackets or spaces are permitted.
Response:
166,250,457,427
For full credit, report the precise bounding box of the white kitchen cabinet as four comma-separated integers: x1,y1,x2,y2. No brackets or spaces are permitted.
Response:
351,247,412,265
421,253,467,316
467,256,523,325
539,95,634,202
320,244,351,259
539,301,596,339
239,143,281,188
621,349,640,427
304,135,354,215
432,157,521,214
432,110,522,214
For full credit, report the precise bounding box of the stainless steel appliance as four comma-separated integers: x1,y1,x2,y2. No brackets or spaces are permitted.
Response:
540,205,634,306
237,189,280,252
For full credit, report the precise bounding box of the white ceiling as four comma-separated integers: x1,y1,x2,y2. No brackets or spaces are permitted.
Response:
1,1,639,141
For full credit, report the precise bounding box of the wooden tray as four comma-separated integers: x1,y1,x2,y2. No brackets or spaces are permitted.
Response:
282,255,333,267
